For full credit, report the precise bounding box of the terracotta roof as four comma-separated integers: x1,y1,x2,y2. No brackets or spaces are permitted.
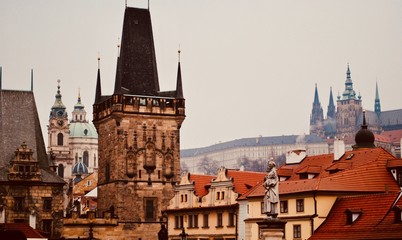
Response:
73,172,98,195
309,192,402,239
226,170,266,196
242,147,400,197
387,159,402,168
189,174,214,198
277,167,293,177
381,129,402,143
0,223,46,238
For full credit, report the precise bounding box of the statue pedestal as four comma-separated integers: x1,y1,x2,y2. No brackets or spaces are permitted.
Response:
257,218,286,240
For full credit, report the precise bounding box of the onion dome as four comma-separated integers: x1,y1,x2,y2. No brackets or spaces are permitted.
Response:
353,110,375,149
72,161,89,176
69,90,98,138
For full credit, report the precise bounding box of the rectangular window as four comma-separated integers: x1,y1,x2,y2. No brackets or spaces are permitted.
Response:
296,199,304,212
188,214,193,228
194,214,198,228
203,214,209,228
280,200,288,213
216,192,220,200
217,213,223,227
42,220,52,234
260,202,264,214
228,212,235,227
175,216,180,229
221,191,225,200
43,198,52,212
293,224,301,238
144,198,156,220
14,197,24,211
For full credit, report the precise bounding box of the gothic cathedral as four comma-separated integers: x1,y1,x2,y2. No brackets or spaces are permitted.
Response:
92,7,185,238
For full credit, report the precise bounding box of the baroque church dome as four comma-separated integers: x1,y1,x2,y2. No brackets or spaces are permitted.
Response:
72,161,89,175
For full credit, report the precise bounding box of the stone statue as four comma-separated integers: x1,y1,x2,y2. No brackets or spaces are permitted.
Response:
158,224,168,240
263,160,279,218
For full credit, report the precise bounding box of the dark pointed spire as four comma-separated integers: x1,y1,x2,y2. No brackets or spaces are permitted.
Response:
374,81,381,114
346,63,351,79
313,83,320,105
30,69,33,92
114,56,123,94
118,7,160,96
95,57,102,104
327,87,336,119
176,49,183,99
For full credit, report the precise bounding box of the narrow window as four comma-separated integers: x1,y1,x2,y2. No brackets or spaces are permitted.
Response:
216,192,220,200
203,214,209,228
145,199,155,220
280,200,288,213
42,220,52,234
221,192,225,200
296,199,304,212
14,197,24,211
293,224,301,238
188,214,193,228
174,216,180,229
43,198,52,212
217,213,223,227
57,164,64,178
194,214,198,228
57,133,63,146
105,161,110,182
83,151,89,167
260,202,264,214
228,212,235,227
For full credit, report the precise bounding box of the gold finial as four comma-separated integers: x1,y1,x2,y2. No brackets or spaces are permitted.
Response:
125,0,127,8
97,53,100,69
178,45,181,62
117,38,121,57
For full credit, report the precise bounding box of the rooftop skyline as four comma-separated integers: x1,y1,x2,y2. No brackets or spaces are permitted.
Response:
1,0,402,149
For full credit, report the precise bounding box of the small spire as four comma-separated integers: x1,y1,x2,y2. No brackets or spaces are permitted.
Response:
176,49,183,99
362,109,367,129
374,81,381,114
346,63,351,79
313,83,320,105
95,57,102,104
125,0,127,8
117,38,121,57
30,69,34,92
78,87,81,103
57,79,61,94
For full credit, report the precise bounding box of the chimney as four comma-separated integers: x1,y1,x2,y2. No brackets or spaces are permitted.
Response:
334,139,345,160
286,148,307,164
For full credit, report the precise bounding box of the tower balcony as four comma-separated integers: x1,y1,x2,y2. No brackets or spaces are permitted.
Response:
93,94,185,121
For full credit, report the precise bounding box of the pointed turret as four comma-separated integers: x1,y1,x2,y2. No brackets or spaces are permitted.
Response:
30,69,33,92
374,81,381,114
341,63,357,100
72,89,87,123
327,87,336,119
310,84,324,136
176,50,183,99
50,80,67,119
113,56,123,94
94,57,102,104
313,83,320,106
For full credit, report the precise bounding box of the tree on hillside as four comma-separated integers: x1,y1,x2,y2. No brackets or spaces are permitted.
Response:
198,157,219,175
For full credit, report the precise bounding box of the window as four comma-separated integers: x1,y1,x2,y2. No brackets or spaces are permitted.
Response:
228,212,235,227
188,214,194,228
280,200,288,213
203,214,209,228
296,199,304,212
216,192,220,200
175,215,183,229
42,220,52,234
221,191,225,200
293,224,301,238
57,164,64,178
14,197,24,211
145,199,156,220
193,214,198,228
43,198,52,212
105,161,110,182
57,133,63,146
346,209,362,224
83,151,89,167
260,202,264,214
217,213,223,227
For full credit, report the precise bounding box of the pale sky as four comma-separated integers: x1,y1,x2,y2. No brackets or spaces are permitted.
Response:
1,0,402,149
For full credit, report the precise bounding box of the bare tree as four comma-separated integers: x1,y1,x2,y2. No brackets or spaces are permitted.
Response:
198,156,219,175
180,161,189,173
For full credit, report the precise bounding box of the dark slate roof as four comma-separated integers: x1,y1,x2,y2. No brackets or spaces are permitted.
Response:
117,7,159,96
357,109,402,130
0,90,64,184
0,90,48,168
181,135,325,158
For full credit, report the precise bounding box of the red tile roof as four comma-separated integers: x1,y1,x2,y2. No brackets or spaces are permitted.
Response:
226,170,266,196
0,223,45,238
309,192,402,239
380,129,402,143
189,174,214,197
242,147,400,198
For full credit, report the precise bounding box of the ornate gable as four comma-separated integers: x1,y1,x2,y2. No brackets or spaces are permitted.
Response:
8,142,42,182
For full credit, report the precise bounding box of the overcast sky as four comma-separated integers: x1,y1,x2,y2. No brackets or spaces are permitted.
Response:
1,0,402,149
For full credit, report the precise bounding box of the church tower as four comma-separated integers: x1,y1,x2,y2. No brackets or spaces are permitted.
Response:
327,87,336,119
336,64,362,138
92,7,185,239
310,84,324,136
374,81,381,115
47,80,73,179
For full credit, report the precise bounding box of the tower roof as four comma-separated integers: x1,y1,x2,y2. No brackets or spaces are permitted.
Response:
313,83,320,105
116,7,159,96
341,64,357,100
51,80,66,111
353,110,375,149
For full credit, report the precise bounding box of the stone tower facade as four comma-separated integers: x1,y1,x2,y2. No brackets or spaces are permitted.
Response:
92,7,185,239
336,64,362,138
47,80,73,180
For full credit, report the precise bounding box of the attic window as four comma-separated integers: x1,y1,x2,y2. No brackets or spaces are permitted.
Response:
393,206,402,223
346,153,355,160
346,209,362,224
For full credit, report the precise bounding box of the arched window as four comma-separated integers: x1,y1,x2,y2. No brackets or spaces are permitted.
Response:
58,164,64,178
57,133,63,146
105,161,110,182
83,151,89,167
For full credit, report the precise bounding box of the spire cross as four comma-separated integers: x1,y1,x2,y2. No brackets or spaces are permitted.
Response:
178,46,181,62
97,53,101,69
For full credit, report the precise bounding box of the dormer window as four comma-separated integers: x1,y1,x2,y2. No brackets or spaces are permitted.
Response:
346,208,362,224
346,153,355,160
393,206,402,223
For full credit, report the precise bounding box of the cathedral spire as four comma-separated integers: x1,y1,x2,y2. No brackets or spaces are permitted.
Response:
95,57,102,104
30,69,33,92
346,63,351,80
176,49,183,99
374,81,381,114
341,63,357,100
313,83,320,105
327,87,336,119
